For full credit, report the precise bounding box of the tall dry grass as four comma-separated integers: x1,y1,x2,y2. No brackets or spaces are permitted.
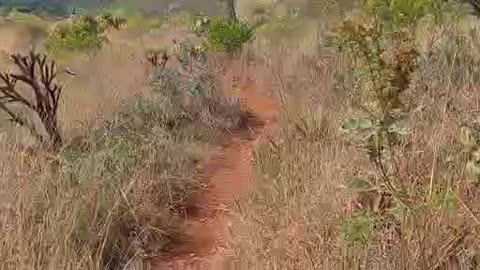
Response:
228,8,480,270
0,23,244,270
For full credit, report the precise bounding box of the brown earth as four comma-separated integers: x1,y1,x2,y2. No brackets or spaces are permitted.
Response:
150,62,278,270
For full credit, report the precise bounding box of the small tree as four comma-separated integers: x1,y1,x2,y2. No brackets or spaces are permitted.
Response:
0,51,72,150
45,15,107,54
205,17,254,54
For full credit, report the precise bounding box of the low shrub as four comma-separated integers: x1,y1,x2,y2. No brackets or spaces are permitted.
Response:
149,65,243,131
205,17,254,53
45,15,107,54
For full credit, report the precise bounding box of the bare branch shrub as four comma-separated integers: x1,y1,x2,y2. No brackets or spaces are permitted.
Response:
145,48,169,71
0,50,72,150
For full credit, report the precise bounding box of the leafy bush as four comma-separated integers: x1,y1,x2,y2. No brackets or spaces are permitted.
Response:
340,212,374,245
205,17,254,53
45,15,107,54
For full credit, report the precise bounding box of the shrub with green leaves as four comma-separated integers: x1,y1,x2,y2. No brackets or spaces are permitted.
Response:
45,15,107,54
205,17,254,53
340,212,374,245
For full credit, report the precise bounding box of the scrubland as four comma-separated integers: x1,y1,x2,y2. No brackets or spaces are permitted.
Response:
2,1,480,269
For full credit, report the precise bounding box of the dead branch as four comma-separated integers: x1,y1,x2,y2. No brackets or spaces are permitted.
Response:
146,49,169,71
0,50,72,151
467,0,480,16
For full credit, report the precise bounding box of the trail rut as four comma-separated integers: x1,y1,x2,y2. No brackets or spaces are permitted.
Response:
151,64,278,269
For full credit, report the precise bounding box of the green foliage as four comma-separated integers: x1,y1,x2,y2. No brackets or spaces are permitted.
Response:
346,178,373,190
205,17,254,53
340,212,373,244
45,15,107,54
334,8,420,216
44,11,126,55
342,118,373,131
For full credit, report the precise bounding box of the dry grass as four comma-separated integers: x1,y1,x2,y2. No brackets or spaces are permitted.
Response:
0,20,244,269
227,46,354,269
227,8,480,270
5,2,480,270
59,41,149,137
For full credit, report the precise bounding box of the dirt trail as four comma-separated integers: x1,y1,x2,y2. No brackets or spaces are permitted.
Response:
151,64,278,269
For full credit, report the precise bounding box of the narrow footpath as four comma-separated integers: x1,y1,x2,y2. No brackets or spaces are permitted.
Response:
152,63,278,269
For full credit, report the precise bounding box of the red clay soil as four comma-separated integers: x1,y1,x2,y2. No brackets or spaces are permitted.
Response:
151,65,278,269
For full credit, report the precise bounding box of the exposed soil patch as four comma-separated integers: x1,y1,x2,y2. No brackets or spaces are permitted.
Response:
151,63,278,269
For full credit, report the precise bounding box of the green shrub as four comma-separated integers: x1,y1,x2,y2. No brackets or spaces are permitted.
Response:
205,17,254,53
45,15,107,54
340,212,374,245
